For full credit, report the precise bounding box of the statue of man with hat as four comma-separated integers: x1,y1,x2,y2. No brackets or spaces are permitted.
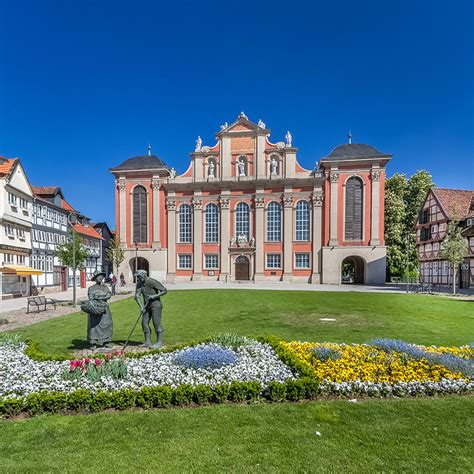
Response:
134,269,167,348
81,269,114,350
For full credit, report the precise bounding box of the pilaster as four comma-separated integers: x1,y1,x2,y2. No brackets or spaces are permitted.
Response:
282,193,294,282
329,171,339,246
370,169,381,245
117,178,127,244
311,191,324,283
192,195,203,280
254,193,265,279
151,177,161,247
219,192,230,280
165,197,176,282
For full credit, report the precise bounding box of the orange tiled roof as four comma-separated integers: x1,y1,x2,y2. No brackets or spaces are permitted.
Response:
0,158,17,177
73,222,104,240
432,187,474,220
61,199,75,212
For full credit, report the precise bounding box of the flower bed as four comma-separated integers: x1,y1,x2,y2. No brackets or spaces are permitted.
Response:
0,335,472,417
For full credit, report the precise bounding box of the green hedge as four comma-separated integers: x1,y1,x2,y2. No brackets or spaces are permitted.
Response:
0,378,322,418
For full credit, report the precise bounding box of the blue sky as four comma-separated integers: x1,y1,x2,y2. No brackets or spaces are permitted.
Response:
1,0,473,227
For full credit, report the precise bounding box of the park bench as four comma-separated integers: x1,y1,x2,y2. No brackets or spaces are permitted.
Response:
27,295,57,314
414,282,433,294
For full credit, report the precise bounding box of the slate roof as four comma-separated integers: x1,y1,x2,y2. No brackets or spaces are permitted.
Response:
324,144,390,160
0,158,17,177
110,155,169,171
431,188,474,221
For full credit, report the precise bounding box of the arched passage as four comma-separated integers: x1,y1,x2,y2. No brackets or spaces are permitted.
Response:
130,257,149,282
341,256,365,284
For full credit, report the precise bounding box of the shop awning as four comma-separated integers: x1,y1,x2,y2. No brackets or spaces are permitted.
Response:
0,266,44,276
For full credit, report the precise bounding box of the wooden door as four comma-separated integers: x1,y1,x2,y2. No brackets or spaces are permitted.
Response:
235,256,250,281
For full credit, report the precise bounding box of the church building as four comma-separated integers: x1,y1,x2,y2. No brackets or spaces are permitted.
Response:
110,113,391,285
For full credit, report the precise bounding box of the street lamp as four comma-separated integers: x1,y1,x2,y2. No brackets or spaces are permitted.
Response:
67,213,78,307
134,241,138,282
405,231,410,294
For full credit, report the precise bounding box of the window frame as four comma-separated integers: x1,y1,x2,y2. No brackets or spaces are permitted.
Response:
295,200,310,241
294,252,311,269
265,253,282,269
266,201,282,242
178,203,193,243
204,203,219,243
177,253,193,269
204,254,219,270
235,202,250,240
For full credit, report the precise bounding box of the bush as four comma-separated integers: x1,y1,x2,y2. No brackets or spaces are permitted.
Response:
267,381,287,402
193,385,214,405
228,381,262,403
212,384,230,403
26,392,68,415
111,389,136,410
172,384,194,406
67,389,93,411
90,391,112,412
173,345,238,370
0,397,24,417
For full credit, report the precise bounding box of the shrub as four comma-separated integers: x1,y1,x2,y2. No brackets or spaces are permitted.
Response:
212,384,230,403
173,345,238,370
67,389,93,411
26,392,68,415
228,381,262,403
209,333,254,349
172,384,194,406
90,391,112,412
311,346,342,363
193,385,214,405
266,381,287,402
111,389,136,410
0,397,24,417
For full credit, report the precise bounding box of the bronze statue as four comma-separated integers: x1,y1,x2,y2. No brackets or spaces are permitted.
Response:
80,270,113,350
134,269,167,348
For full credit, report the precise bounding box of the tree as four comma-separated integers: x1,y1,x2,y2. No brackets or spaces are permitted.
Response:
106,236,125,274
384,170,433,279
439,222,468,295
55,230,88,270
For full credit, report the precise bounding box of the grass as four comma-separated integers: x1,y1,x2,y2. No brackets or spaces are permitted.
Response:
1,397,472,472
11,290,474,354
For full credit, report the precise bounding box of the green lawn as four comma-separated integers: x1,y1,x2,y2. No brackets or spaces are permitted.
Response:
1,397,472,472
12,290,474,354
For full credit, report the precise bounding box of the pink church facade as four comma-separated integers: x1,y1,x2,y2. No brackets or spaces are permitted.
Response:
111,113,391,285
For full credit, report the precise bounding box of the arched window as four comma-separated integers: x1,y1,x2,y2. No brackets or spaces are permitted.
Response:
235,202,250,239
133,185,148,243
345,177,363,240
295,200,310,241
237,156,248,177
205,203,219,242
266,201,281,241
179,204,192,243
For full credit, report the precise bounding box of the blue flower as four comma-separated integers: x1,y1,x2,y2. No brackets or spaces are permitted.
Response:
173,345,238,369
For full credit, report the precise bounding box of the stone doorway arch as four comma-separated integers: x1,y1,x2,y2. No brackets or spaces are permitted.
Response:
235,256,250,281
130,257,150,282
341,256,365,284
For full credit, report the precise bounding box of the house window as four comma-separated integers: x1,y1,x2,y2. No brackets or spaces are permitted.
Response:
8,193,17,206
6,224,15,237
205,254,219,269
178,254,192,269
4,253,14,264
295,253,310,269
345,177,363,240
205,203,219,243
235,202,250,240
17,254,25,265
266,254,281,269
295,200,310,241
17,228,26,240
133,185,148,243
19,197,28,209
266,201,281,242
179,204,192,243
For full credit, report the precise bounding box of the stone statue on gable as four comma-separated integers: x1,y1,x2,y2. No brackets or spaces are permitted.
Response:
258,119,266,129
285,131,292,148
195,136,202,152
169,168,177,179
